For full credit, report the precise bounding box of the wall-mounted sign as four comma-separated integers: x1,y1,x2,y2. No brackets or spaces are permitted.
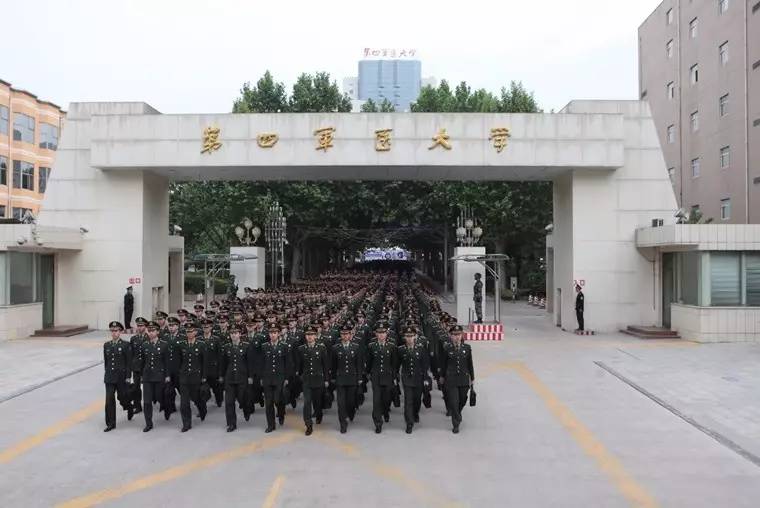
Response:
129,277,142,285
573,279,585,287
363,48,418,59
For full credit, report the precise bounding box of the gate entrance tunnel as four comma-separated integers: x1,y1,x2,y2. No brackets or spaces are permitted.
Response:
37,100,677,333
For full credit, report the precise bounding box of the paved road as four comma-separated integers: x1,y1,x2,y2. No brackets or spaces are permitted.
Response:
2,306,760,507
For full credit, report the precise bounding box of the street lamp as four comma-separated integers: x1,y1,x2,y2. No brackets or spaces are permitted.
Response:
265,201,287,288
456,206,483,246
234,217,261,246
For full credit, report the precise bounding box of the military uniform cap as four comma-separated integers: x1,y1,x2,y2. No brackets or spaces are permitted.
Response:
340,323,353,332
146,321,160,330
177,308,189,315
403,326,416,335
218,314,229,321
304,325,318,334
167,316,180,325
135,317,148,325
184,322,199,332
193,303,205,310
209,300,221,307
374,322,388,332
155,311,168,319
109,321,124,330
450,325,464,334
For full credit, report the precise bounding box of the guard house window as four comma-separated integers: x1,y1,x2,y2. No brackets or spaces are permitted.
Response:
667,124,676,143
719,0,729,14
38,167,50,193
720,146,731,168
720,94,729,116
0,205,5,218
720,198,731,220
719,42,729,66
691,111,699,131
689,18,698,38
0,105,8,135
12,207,32,221
667,81,675,99
0,156,7,186
690,64,699,85
691,157,701,178
666,8,673,25
666,39,674,58
13,113,35,144
12,160,34,190
39,123,58,151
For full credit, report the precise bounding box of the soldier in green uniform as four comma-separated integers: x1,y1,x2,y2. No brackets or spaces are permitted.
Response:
473,273,483,324
259,326,291,433
156,311,170,340
366,322,398,434
398,326,430,434
219,327,253,432
200,318,224,407
139,321,171,432
103,321,132,432
332,323,362,433
439,325,475,434
297,326,330,436
164,315,183,418
128,317,148,415
178,322,207,432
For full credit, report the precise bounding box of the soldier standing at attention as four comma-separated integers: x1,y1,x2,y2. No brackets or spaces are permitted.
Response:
123,287,134,332
103,321,132,432
129,317,148,415
473,273,483,324
139,321,171,433
260,326,291,433
398,326,429,434
575,284,585,332
440,325,475,434
366,322,398,434
298,326,330,436
178,322,207,432
332,324,362,434
219,327,252,432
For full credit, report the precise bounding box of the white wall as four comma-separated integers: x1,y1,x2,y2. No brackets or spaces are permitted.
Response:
230,246,266,295
671,303,760,342
0,303,42,341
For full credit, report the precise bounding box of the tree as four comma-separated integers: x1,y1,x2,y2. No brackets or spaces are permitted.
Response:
232,71,288,113
289,72,353,113
360,98,377,112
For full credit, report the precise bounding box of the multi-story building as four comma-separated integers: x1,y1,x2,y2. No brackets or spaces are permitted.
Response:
0,79,64,219
639,0,760,223
343,49,436,112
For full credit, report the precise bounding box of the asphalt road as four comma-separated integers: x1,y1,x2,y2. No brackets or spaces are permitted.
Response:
2,306,760,508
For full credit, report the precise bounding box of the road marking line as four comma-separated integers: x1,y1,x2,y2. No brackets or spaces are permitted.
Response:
55,432,300,508
0,399,101,464
261,475,286,508
510,362,659,508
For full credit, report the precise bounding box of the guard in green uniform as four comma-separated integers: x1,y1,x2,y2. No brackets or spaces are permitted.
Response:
103,321,132,432
297,326,330,435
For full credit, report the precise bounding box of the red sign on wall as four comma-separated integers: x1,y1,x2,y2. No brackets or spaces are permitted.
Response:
129,277,142,285
573,279,585,287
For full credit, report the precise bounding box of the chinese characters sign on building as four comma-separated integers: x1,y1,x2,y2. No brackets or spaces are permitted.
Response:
362,48,417,59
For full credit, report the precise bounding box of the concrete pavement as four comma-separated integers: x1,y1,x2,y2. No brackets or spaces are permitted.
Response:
1,305,760,507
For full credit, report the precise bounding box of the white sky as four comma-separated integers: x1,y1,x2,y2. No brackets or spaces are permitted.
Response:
3,0,663,113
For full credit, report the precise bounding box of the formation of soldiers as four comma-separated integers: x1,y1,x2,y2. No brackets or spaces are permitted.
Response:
103,269,476,436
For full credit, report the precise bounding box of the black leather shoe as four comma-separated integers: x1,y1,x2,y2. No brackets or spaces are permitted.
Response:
445,410,451,417
181,426,191,433
127,408,134,421
316,415,322,424
216,400,222,408
452,425,459,434
142,424,153,433
200,411,207,422
406,424,413,434
375,425,382,434
164,412,171,421
340,425,347,434
414,415,419,423
226,425,236,432
278,415,284,425
383,413,389,423
103,425,115,432
265,426,274,433
305,425,313,436
244,412,251,422
349,414,354,422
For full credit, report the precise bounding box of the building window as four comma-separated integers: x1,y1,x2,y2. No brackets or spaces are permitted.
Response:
719,0,729,14
39,123,59,151
746,254,760,305
0,205,5,218
720,198,731,220
690,111,699,131
12,160,34,190
719,42,729,66
720,146,731,168
12,207,32,221
668,167,675,182
0,155,6,186
691,157,701,178
0,105,8,135
38,167,50,193
666,40,674,58
719,94,729,116
690,64,699,85
666,8,674,25
12,113,35,144
667,81,675,99
689,18,698,38
667,124,676,143
711,252,741,305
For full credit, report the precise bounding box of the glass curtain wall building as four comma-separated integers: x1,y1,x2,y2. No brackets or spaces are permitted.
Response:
358,60,422,112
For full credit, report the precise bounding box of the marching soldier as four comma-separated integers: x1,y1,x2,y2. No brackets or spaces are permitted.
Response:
200,318,224,407
165,316,183,417
128,317,148,415
260,326,291,433
332,324,362,433
398,326,430,434
156,311,170,340
103,321,132,432
366,322,398,434
139,321,171,432
297,326,330,436
178,323,207,432
439,325,475,434
219,327,253,432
